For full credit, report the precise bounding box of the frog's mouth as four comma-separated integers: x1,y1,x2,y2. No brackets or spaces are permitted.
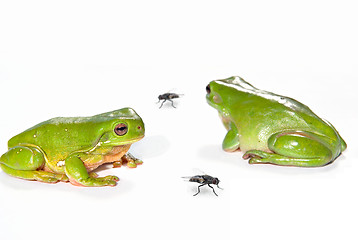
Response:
98,134,145,148
122,135,145,145
206,94,217,108
112,135,145,146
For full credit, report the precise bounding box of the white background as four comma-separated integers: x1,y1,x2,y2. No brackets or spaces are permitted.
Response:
0,1,357,240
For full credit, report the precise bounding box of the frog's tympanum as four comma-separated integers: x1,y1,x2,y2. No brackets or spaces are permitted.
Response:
206,76,346,167
0,108,145,186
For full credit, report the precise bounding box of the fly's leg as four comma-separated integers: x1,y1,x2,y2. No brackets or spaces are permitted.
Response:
159,99,166,108
207,184,218,196
194,184,205,196
169,99,176,108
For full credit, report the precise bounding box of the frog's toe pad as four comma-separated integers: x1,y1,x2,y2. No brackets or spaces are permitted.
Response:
135,159,143,165
127,162,137,168
103,175,120,182
35,176,61,183
126,160,143,168
248,158,263,164
113,162,123,168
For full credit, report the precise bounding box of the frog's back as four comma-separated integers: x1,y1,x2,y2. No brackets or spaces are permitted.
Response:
8,108,141,150
230,89,344,154
8,116,107,151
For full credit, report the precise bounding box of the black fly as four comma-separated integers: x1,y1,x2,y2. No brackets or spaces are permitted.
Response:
183,174,223,196
157,93,182,108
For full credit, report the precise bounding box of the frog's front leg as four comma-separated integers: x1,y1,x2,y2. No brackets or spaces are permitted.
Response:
113,153,143,168
65,155,119,187
0,146,68,183
243,131,333,167
222,122,240,152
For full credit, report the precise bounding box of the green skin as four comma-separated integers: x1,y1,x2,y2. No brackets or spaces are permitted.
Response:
0,108,145,186
206,76,347,167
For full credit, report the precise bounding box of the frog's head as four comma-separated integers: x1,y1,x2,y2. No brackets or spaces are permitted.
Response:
95,108,145,147
206,76,257,110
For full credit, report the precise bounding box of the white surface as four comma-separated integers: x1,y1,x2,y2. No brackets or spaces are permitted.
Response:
0,1,357,240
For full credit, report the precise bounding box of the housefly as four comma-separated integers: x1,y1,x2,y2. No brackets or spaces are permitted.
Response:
182,174,223,196
157,92,182,108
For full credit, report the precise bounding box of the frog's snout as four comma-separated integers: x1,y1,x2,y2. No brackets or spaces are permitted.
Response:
135,123,145,137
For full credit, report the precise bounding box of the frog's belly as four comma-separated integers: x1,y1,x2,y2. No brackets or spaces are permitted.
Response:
85,145,131,171
44,145,132,173
238,126,274,153
239,134,271,153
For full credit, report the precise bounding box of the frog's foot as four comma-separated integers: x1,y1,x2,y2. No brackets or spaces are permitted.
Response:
243,131,337,167
65,155,119,187
243,150,275,164
69,175,119,187
35,172,69,183
120,153,143,168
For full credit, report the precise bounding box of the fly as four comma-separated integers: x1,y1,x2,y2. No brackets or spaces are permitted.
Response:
157,92,182,108
182,174,223,196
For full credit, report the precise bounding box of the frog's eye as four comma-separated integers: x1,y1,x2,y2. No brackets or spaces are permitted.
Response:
114,123,128,136
206,84,211,94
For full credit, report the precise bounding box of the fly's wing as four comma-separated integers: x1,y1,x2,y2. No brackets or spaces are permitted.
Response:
181,176,193,182
182,169,210,183
181,175,205,183
192,168,206,175
164,89,184,97
170,93,184,99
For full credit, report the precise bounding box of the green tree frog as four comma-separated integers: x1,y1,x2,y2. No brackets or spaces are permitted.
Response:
0,108,145,186
206,76,346,167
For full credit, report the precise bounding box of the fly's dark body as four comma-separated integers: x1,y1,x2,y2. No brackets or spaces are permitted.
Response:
157,93,181,108
186,174,223,196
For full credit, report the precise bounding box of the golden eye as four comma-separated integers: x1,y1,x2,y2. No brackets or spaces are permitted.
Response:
114,123,128,136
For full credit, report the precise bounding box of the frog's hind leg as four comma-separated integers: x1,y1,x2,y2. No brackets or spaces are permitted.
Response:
243,131,333,167
0,146,68,183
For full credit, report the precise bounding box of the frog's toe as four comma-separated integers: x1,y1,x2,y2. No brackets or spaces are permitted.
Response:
60,175,70,182
127,161,138,168
95,177,118,186
101,175,119,182
243,150,271,160
104,175,120,182
39,177,60,183
89,172,99,178
248,157,263,164
113,161,123,168
105,180,118,186
134,159,143,165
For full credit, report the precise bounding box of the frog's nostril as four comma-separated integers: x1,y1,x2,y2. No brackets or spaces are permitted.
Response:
137,126,142,130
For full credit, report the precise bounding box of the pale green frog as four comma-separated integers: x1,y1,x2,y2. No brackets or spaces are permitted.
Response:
206,76,346,167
